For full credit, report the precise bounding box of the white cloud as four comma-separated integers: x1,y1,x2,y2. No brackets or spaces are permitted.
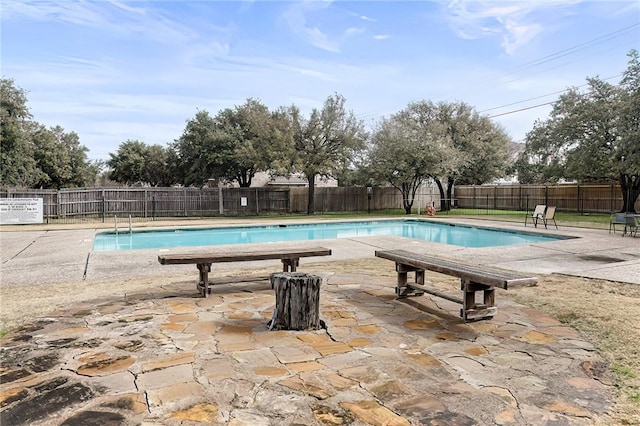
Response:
346,27,365,36
443,0,580,55
282,1,340,52
281,1,368,53
1,0,199,44
374,34,391,40
501,20,541,54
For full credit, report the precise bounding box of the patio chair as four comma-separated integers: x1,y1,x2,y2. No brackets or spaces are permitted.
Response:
623,216,638,237
609,212,627,234
525,205,546,228
541,206,558,229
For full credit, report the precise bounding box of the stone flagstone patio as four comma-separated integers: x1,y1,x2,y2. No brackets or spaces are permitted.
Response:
0,272,613,425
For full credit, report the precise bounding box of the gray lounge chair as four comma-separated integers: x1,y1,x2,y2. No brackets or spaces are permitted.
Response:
609,212,626,234
542,206,558,230
525,205,546,228
624,216,638,237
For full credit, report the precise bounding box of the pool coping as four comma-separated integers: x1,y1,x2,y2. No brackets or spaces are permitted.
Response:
92,217,572,251
1,216,639,286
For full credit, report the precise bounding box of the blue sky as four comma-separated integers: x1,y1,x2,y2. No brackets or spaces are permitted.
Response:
2,1,639,161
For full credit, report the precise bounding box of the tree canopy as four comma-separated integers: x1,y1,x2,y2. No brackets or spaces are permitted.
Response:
292,93,367,213
107,139,175,187
0,78,98,189
214,99,294,187
431,101,511,210
365,100,510,213
517,50,640,212
1,78,42,187
171,100,295,187
366,101,450,213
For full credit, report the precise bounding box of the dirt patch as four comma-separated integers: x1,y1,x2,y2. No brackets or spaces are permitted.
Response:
1,257,639,424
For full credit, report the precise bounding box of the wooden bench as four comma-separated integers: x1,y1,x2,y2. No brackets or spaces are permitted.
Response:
375,249,537,321
158,246,332,297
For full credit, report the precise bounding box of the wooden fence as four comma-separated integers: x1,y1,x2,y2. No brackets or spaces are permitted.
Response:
0,187,291,222
289,187,411,213
0,186,429,223
454,183,638,213
4,183,631,224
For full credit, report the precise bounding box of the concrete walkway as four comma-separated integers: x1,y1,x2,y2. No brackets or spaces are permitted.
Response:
0,218,638,425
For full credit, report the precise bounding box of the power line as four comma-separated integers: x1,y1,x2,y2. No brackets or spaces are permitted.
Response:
479,73,622,113
490,23,639,80
487,101,555,118
357,23,639,122
486,67,630,119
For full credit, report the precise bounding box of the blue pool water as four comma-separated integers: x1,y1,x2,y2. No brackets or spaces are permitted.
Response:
93,220,563,251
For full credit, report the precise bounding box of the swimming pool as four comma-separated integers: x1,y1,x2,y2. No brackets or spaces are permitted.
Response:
93,219,564,251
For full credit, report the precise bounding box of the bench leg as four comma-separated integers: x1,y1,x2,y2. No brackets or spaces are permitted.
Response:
484,286,495,308
282,258,300,272
275,258,301,289
460,279,497,321
197,263,211,298
395,264,424,297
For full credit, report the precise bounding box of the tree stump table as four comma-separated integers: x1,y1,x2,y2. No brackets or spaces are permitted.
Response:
269,272,322,330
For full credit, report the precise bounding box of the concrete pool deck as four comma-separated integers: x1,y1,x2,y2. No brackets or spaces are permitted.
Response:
0,217,639,425
2,217,639,287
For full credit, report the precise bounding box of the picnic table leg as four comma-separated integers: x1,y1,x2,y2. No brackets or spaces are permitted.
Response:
197,263,211,298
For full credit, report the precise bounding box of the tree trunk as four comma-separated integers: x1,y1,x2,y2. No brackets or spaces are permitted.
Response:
402,182,412,214
269,272,322,331
620,173,639,213
237,170,253,187
307,173,316,214
433,177,448,211
445,177,455,211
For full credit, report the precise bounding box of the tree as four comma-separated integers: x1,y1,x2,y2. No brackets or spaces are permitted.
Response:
107,140,173,186
0,78,42,187
172,101,295,188
172,110,223,186
513,118,565,184
31,123,72,189
366,102,450,214
145,144,175,187
292,94,367,214
1,78,97,188
32,125,97,188
429,101,511,211
365,100,508,214
215,99,295,187
618,50,640,212
518,50,640,212
108,140,147,185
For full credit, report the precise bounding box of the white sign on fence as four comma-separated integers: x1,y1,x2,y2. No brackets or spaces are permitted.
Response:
0,198,44,224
